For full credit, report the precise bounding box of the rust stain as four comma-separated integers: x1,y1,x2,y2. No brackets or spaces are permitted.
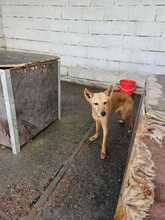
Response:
0,63,26,68
143,184,152,198
115,205,126,220
0,119,10,137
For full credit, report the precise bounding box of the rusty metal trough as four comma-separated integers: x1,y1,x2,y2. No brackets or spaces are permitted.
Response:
0,51,60,154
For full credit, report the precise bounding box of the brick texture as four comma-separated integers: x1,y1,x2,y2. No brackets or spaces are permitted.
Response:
0,5,5,48
0,0,165,84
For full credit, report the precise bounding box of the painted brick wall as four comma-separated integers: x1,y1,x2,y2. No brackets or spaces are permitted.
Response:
0,5,5,48
0,0,165,85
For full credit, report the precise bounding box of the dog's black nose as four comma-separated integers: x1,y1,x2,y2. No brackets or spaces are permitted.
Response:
100,111,106,117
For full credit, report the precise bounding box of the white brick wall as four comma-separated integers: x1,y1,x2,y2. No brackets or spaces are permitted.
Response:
0,0,165,86
0,5,5,48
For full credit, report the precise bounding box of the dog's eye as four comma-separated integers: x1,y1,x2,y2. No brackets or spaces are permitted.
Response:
94,102,98,105
103,101,107,105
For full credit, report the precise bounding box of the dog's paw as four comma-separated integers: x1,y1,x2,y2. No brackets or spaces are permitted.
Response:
100,152,108,160
89,134,98,142
118,119,125,124
128,129,132,134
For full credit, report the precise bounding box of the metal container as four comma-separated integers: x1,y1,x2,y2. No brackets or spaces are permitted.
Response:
0,51,60,154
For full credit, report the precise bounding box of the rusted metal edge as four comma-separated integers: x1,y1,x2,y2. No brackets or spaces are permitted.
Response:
0,63,27,68
0,58,59,70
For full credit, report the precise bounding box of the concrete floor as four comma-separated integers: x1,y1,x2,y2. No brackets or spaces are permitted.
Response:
0,82,92,219
36,93,140,220
0,82,140,220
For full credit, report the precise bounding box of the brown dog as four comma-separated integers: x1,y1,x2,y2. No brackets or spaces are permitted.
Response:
84,85,134,160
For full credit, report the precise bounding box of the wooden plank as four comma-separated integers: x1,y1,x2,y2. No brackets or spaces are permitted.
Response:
0,69,20,154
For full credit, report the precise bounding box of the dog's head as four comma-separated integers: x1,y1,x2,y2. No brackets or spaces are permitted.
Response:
84,85,114,117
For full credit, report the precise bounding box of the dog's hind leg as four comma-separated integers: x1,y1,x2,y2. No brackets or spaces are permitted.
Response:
116,108,125,124
89,119,101,141
127,116,133,133
121,108,133,133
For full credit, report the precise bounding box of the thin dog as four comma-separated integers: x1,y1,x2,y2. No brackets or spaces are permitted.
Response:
84,85,134,160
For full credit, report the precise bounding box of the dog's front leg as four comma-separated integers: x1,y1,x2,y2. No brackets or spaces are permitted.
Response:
100,120,109,160
89,119,101,141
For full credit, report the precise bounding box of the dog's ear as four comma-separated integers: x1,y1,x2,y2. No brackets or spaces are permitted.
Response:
84,88,93,103
104,85,114,98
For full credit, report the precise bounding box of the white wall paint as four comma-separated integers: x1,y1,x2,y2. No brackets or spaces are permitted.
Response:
0,0,165,86
0,5,5,48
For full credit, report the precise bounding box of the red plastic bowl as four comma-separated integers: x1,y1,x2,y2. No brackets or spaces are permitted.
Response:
119,79,136,96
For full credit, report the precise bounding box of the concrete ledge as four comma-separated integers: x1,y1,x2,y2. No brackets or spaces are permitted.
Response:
61,65,146,97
